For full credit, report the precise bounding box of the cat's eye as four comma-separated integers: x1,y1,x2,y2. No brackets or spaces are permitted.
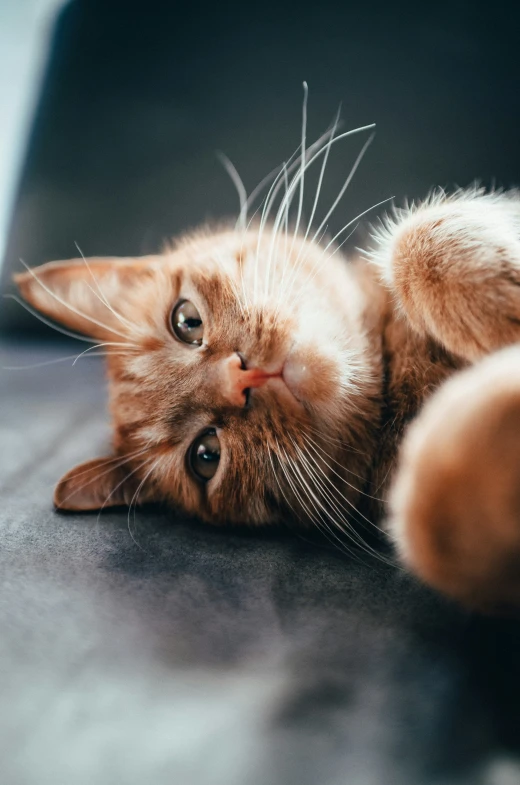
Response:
171,299,204,346
189,429,221,481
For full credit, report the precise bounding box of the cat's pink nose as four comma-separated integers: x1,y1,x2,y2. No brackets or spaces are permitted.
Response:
221,353,281,407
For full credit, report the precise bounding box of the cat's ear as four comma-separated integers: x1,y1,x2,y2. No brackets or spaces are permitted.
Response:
13,256,159,341
54,457,153,511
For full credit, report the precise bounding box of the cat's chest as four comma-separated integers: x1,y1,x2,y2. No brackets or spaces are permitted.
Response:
383,315,462,424
367,313,464,505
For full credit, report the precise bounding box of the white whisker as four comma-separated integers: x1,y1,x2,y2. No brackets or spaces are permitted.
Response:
282,438,364,561
291,81,309,251
299,439,398,567
71,341,139,366
321,197,394,255
303,106,341,245
218,152,248,232
127,458,161,551
295,439,396,567
254,121,340,305
3,349,136,371
275,137,378,311
310,132,375,246
267,445,302,524
4,294,99,344
268,124,376,313
66,448,154,486
54,452,152,512
304,432,384,502
296,224,359,296
97,458,152,521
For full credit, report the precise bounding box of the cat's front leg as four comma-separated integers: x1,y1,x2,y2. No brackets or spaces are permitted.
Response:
388,347,520,613
373,189,520,360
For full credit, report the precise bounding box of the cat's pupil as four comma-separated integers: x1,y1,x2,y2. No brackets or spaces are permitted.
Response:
189,430,221,481
171,299,204,346
198,444,218,463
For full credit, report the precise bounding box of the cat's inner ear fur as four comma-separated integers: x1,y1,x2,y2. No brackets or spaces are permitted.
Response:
54,457,152,511
13,256,159,341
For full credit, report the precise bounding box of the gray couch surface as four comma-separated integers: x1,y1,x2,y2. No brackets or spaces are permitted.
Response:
1,339,520,784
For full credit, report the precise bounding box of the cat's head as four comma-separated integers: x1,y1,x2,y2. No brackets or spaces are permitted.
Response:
15,225,382,527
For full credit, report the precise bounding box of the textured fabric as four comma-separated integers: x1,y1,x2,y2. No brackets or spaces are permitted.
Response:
1,339,520,784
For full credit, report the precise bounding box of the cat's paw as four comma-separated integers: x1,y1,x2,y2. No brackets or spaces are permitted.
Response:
388,346,520,614
371,189,520,360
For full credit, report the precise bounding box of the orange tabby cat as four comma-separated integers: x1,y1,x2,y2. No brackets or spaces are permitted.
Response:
14,117,520,614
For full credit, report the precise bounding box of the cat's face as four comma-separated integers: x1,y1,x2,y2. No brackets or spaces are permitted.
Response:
15,226,382,527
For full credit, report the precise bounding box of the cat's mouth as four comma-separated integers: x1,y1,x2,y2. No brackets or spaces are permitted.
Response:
235,347,336,411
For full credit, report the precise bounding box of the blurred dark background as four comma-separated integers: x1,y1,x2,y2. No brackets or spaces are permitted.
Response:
1,0,520,333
